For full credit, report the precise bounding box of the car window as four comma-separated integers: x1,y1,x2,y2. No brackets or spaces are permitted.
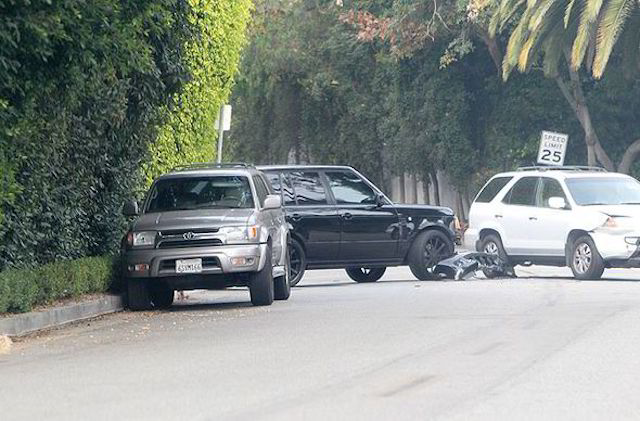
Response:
264,172,296,206
325,171,377,205
146,176,255,212
289,171,328,205
538,178,567,208
252,175,269,207
475,176,513,203
504,177,539,206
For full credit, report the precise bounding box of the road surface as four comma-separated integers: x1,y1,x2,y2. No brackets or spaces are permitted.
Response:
3,266,640,420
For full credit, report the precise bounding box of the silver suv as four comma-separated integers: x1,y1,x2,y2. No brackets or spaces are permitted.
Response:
121,163,290,310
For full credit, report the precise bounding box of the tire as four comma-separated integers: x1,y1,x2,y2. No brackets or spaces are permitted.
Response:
288,238,306,287
345,267,386,283
127,278,152,311
249,246,275,306
478,234,515,278
408,229,455,281
569,235,605,280
150,283,174,309
274,246,291,301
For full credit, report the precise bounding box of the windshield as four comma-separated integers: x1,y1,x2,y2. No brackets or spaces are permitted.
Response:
145,176,255,212
565,177,640,206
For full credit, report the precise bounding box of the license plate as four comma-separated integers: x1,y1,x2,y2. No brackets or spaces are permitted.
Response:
176,258,203,273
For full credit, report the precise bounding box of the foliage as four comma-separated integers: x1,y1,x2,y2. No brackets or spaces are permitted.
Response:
0,0,253,271
144,0,253,183
0,255,116,314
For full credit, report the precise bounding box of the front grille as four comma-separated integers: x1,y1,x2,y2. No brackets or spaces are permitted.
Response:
161,228,219,236
157,238,223,249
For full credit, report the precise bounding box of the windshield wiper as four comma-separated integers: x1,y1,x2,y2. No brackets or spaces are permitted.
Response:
621,202,640,205
582,203,610,206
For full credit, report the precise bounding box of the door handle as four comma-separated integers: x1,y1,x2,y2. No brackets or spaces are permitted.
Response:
341,212,353,220
494,214,503,219
290,213,302,222
529,216,537,221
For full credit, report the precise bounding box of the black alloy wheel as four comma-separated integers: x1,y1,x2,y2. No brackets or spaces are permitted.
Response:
345,267,386,283
288,238,306,287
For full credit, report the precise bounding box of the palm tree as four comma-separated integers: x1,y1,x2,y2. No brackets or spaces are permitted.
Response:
490,0,640,172
491,0,640,79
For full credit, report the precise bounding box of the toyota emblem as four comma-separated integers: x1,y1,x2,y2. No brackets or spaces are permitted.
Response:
183,232,195,240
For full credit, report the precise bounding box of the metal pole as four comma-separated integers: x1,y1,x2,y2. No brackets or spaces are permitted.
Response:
217,127,224,164
216,108,224,163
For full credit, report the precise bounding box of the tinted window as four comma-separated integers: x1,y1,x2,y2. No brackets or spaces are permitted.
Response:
538,178,567,208
146,176,254,212
475,176,513,203
264,172,296,206
504,177,538,206
252,175,269,207
326,171,377,205
289,171,327,205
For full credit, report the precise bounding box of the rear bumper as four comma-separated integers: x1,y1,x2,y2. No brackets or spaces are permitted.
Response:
463,228,480,251
124,243,268,278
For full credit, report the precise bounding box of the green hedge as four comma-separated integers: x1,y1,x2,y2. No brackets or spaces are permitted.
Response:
0,256,118,314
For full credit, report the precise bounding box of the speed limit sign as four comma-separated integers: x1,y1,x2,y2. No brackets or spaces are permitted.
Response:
537,131,568,166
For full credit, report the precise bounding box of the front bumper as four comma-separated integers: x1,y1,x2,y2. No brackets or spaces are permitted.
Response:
591,230,640,262
124,243,268,278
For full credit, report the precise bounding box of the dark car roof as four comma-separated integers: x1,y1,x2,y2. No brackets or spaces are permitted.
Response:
257,165,356,172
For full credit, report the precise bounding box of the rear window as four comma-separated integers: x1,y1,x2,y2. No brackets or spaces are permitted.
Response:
475,176,513,203
146,176,254,212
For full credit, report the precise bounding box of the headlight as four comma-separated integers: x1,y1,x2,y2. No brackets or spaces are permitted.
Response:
129,231,157,247
220,226,259,243
601,216,634,231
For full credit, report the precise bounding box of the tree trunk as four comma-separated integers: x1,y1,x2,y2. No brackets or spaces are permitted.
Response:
475,27,503,76
410,173,419,204
430,170,440,206
398,173,406,203
456,192,466,221
554,68,614,170
423,179,431,205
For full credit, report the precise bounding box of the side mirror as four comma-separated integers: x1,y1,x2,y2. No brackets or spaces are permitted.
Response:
375,193,386,208
264,195,282,210
548,196,567,210
122,200,140,216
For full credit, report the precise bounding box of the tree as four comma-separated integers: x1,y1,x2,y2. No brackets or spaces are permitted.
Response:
492,0,640,172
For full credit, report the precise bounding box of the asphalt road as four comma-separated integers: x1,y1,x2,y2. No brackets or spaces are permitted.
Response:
4,265,640,420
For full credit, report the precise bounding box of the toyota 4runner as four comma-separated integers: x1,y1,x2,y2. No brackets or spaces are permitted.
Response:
121,163,290,310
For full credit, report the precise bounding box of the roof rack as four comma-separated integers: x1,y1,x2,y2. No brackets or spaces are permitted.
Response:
516,166,607,172
171,162,255,171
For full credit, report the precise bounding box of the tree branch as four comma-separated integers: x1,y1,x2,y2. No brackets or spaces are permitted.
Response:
618,138,640,174
474,25,502,75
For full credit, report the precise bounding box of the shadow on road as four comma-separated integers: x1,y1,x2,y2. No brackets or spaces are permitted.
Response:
167,300,254,313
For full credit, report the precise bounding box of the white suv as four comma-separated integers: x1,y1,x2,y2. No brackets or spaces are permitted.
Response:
465,166,640,279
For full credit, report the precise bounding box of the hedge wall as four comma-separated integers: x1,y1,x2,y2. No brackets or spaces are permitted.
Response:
0,0,253,275
144,0,253,183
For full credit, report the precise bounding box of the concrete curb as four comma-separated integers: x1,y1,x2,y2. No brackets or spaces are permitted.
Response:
0,294,124,337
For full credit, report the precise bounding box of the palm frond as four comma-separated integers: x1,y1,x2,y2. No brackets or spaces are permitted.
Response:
520,0,566,71
564,0,577,27
571,0,604,68
490,0,526,36
593,0,635,77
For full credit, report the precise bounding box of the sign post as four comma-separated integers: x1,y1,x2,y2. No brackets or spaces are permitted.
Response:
537,131,569,166
215,105,232,164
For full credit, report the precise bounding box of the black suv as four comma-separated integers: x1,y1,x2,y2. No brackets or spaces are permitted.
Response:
258,165,457,285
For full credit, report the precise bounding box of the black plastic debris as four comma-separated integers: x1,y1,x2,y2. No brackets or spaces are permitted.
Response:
434,252,508,281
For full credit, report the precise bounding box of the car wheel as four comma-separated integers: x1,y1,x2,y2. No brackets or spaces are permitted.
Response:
289,238,306,287
127,278,152,311
150,283,174,309
479,234,515,278
274,247,291,301
345,267,386,283
570,235,605,280
408,230,455,281
249,246,275,306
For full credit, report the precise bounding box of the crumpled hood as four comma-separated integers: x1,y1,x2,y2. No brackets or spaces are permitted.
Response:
132,208,255,232
581,205,640,218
